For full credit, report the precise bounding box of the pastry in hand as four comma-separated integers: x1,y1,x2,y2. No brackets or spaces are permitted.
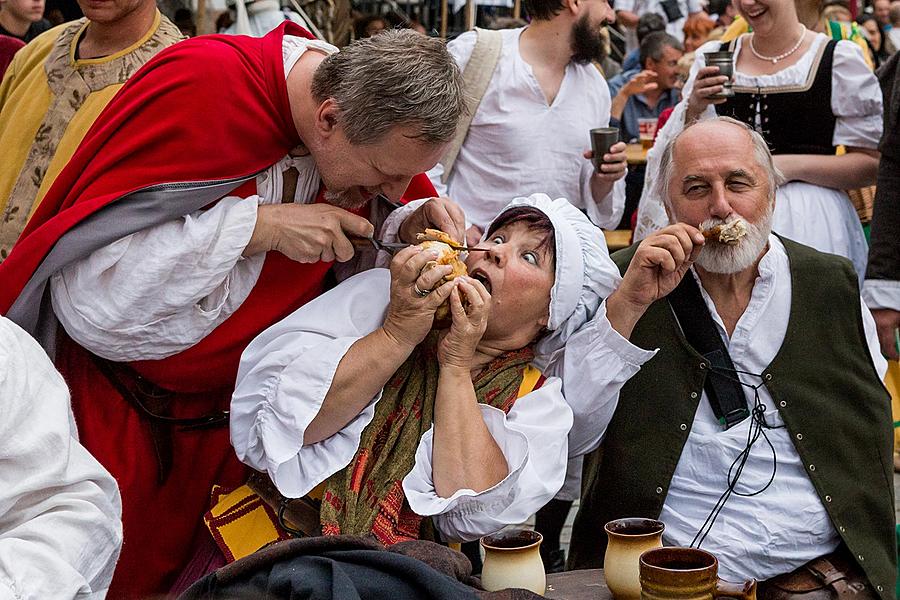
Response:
702,219,748,245
416,229,467,328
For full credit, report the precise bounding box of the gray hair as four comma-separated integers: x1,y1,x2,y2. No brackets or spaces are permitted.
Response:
311,30,466,146
639,32,683,68
655,116,785,209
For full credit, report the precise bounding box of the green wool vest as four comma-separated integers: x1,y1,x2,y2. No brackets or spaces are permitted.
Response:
567,238,896,600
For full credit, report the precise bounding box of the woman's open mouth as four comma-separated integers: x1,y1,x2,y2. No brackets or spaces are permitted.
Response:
470,269,493,294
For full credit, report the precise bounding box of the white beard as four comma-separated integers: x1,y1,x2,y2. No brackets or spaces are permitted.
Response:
694,209,772,274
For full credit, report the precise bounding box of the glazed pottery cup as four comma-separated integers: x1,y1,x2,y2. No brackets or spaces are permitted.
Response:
604,518,666,600
639,547,757,600
704,51,735,99
591,127,620,171
480,529,546,594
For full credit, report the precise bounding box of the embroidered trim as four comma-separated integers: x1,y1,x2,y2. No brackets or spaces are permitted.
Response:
0,13,183,260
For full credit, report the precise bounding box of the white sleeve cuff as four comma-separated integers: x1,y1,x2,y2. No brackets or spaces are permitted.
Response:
232,335,380,499
862,280,900,312
402,405,528,519
580,167,626,230
590,301,659,364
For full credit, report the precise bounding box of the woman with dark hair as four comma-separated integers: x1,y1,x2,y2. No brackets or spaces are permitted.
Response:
206,194,622,562
857,13,893,67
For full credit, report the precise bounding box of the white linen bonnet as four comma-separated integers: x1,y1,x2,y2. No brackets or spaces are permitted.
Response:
483,193,623,367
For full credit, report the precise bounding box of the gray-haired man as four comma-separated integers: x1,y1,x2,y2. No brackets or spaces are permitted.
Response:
0,24,466,597
564,117,894,597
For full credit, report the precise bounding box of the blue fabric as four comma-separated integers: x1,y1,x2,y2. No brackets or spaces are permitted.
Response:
622,48,641,72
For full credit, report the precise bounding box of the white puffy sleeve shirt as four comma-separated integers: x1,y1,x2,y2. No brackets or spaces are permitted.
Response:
0,317,122,600
427,28,625,231
230,268,573,542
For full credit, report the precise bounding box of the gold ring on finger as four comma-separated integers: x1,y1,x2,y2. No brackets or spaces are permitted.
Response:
414,283,430,297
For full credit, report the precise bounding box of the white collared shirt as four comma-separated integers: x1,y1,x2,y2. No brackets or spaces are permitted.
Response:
428,27,625,231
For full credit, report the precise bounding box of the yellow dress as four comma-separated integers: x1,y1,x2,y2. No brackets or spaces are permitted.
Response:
0,11,183,259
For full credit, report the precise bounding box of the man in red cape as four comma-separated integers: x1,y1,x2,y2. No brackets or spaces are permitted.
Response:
0,22,466,598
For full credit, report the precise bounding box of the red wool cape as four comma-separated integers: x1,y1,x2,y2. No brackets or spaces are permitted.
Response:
0,22,436,598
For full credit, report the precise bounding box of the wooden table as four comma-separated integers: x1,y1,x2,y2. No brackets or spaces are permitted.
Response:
625,143,648,166
545,569,611,600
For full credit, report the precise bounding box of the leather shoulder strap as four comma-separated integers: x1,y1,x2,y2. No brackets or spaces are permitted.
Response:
439,27,503,185
667,274,750,429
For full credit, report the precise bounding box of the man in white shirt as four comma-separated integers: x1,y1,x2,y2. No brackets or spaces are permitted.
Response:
0,316,122,599
427,0,629,245
565,117,894,596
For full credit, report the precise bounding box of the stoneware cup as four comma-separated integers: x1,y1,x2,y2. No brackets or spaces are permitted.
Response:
704,51,735,99
604,518,666,600
591,127,620,172
480,529,546,595
639,547,757,600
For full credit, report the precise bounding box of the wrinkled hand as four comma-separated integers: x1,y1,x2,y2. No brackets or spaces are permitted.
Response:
398,197,466,244
606,224,704,338
382,246,459,348
585,141,628,183
872,308,900,360
621,70,658,98
437,277,491,368
247,203,374,262
685,66,730,123
619,224,705,305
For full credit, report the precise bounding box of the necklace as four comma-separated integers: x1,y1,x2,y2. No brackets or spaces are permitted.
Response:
749,26,806,64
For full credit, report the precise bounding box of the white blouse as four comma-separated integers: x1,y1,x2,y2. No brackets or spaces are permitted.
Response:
0,317,122,599
230,268,574,542
634,34,882,280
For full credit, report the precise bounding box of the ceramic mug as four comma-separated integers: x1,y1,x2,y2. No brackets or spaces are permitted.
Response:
640,547,757,600
604,518,666,600
480,529,546,595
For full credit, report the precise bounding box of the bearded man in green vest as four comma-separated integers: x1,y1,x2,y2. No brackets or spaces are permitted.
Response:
565,116,895,598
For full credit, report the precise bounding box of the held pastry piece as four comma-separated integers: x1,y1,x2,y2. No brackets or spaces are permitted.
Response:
416,229,468,328
701,219,748,245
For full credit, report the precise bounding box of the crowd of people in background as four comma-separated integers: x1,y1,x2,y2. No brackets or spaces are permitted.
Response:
0,0,899,596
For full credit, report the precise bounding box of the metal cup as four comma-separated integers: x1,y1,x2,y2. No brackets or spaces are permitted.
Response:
704,51,734,99
591,127,620,172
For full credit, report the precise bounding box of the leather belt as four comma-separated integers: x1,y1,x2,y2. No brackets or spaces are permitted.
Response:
247,471,322,538
91,354,230,484
759,545,877,600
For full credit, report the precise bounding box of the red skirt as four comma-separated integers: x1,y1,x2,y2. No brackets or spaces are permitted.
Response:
55,337,248,599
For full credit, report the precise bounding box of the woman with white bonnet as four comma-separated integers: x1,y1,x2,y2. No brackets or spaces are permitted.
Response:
225,193,622,547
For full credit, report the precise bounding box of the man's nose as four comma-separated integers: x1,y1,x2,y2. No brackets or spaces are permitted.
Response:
379,177,414,203
708,184,733,219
